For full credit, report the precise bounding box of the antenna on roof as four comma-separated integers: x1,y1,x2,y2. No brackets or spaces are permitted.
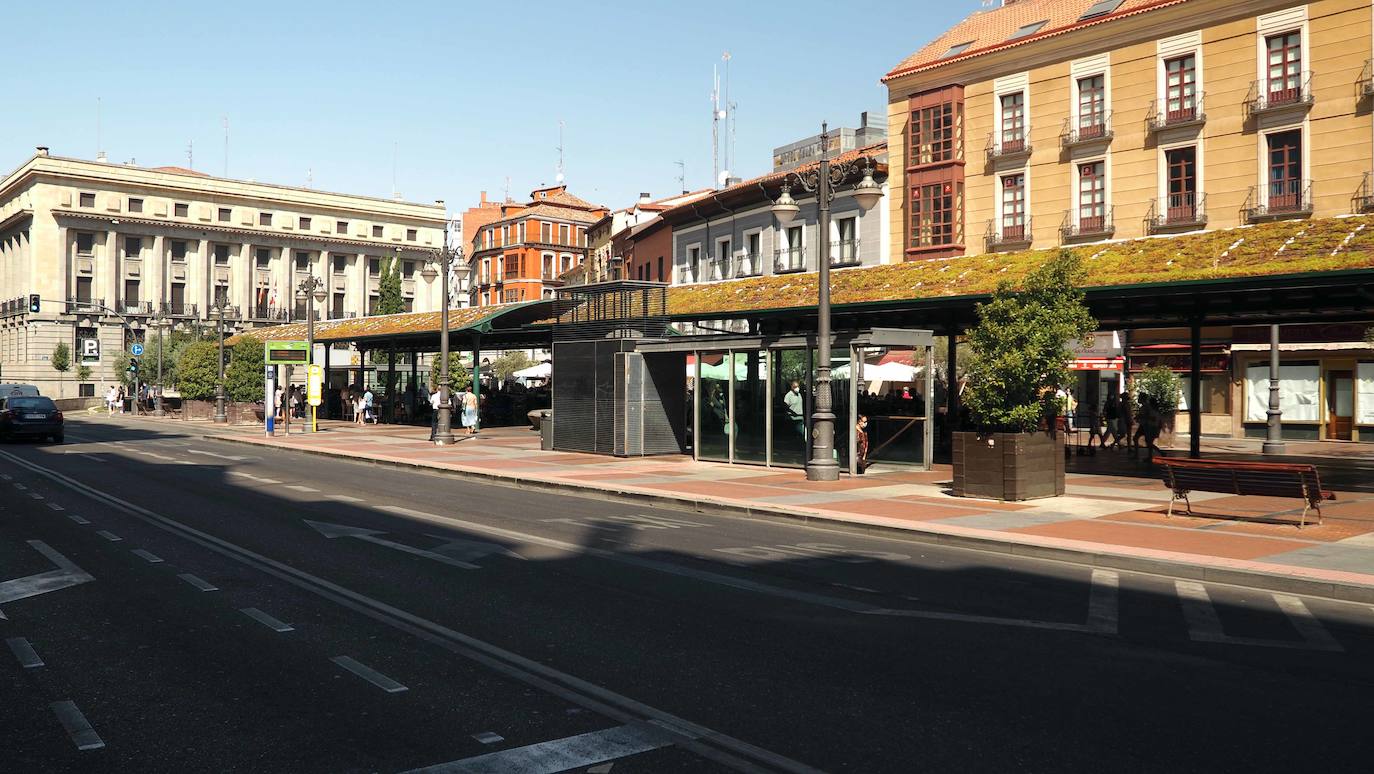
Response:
186,140,193,170
676,160,686,194
721,51,733,185
222,116,229,177
503,176,511,202
306,167,313,189
96,97,104,161
555,120,566,185
711,63,720,188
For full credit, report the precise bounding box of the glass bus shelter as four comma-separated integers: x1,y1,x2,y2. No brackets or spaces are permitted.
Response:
638,327,934,473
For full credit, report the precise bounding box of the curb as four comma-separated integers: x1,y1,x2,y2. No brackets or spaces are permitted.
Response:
206,432,1374,605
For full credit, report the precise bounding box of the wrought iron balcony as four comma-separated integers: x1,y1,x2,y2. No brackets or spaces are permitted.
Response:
677,266,700,285
706,257,731,282
1353,173,1374,213
1,297,22,317
1146,93,1206,133
1060,113,1113,150
66,296,104,314
1147,193,1208,233
249,306,290,321
829,239,862,267
160,301,198,318
773,247,806,274
1246,73,1314,117
985,218,1033,252
735,253,764,278
1359,60,1374,101
1244,181,1313,222
1060,207,1115,243
116,299,154,316
985,131,1032,163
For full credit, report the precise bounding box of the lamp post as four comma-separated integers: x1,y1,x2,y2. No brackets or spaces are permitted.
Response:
297,273,327,433
771,122,883,481
153,314,168,416
211,299,230,424
420,220,461,446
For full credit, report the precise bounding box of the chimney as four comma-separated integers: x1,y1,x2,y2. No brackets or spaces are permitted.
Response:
434,199,445,207
480,190,487,204
638,192,652,205
860,111,868,129
35,146,49,156
96,152,108,162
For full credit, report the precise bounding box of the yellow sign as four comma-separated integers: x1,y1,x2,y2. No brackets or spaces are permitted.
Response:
307,364,323,407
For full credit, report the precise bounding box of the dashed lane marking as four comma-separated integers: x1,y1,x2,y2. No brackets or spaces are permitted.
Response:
96,531,123,542
178,573,218,592
29,492,44,499
1176,580,1343,651
240,607,295,632
325,494,365,503
404,724,680,774
6,637,44,668
331,655,408,693
130,549,164,564
1274,594,1344,652
473,731,505,744
13,482,26,489
284,484,319,493
50,700,105,751
46,502,65,511
67,514,92,525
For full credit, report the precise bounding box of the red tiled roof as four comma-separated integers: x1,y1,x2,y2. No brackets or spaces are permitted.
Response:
883,0,1184,82
538,188,603,211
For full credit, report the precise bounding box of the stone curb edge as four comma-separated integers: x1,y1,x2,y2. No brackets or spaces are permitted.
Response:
206,432,1374,605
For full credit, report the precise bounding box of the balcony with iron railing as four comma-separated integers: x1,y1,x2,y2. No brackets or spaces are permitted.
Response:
115,299,155,316
66,296,105,314
1060,207,1115,243
160,301,198,318
1246,73,1314,118
1146,93,1206,133
249,305,290,322
1358,60,1374,101
830,239,861,267
1244,181,1313,222
774,247,806,274
985,218,1033,252
1061,112,1113,150
326,309,357,320
677,265,700,285
1353,173,1374,213
706,256,731,282
985,129,1032,163
735,253,764,278
1,297,24,317
1146,192,1208,233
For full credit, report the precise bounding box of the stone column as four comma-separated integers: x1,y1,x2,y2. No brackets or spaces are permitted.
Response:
150,235,166,313
198,238,211,315
105,229,119,310
241,242,255,316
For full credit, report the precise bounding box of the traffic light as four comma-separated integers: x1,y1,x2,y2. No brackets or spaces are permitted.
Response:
28,294,39,313
128,358,139,375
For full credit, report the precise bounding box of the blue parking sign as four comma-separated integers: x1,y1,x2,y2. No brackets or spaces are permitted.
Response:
130,343,144,356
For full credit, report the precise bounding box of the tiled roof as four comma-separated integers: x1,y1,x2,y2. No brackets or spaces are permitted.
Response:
519,203,604,225
883,0,1182,82
665,214,1374,317
657,142,888,223
538,188,602,211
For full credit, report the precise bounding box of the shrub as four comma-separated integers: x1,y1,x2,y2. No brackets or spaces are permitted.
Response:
1134,365,1182,417
176,341,221,400
225,339,265,402
428,353,470,392
962,251,1097,433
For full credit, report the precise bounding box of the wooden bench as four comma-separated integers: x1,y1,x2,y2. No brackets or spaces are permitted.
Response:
1156,457,1335,529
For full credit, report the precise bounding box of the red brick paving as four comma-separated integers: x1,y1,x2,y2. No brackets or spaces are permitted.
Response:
1007,520,1314,560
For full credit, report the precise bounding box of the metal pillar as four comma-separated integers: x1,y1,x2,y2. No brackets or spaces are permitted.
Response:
945,329,959,438
154,322,165,416
409,353,418,423
213,306,227,424
1263,323,1286,455
387,340,397,424
305,283,315,433
1189,321,1202,458
471,335,481,434
807,121,839,482
323,345,331,420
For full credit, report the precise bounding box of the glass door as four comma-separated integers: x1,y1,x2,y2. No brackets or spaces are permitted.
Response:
697,351,731,461
770,349,810,467
855,347,931,470
732,350,768,463
1328,370,1354,441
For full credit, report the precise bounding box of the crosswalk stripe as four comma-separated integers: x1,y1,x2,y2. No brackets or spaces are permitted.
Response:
1175,580,1226,643
1273,594,1344,652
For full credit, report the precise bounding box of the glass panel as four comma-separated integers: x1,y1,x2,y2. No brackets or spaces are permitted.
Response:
697,351,731,462
856,348,928,468
1333,375,1353,417
732,351,768,464
813,348,851,469
770,349,809,467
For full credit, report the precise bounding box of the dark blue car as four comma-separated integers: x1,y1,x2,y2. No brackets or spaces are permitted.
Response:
0,395,64,443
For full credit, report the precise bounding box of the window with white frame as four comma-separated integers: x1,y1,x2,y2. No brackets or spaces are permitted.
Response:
713,237,731,280
1077,75,1107,136
1077,161,1107,231
685,244,701,282
833,217,858,264
1000,92,1026,151
1001,174,1027,240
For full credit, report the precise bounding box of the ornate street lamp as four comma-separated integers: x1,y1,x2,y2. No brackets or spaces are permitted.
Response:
420,219,462,446
770,122,883,481
152,313,169,416
211,298,231,424
297,273,327,432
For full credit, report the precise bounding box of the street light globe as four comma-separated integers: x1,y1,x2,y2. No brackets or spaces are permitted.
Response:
312,288,327,303
771,185,800,225
851,166,884,213
420,264,439,282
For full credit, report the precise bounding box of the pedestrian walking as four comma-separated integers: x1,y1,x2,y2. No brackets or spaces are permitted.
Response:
353,392,365,425
1102,391,1120,448
428,383,443,441
362,387,375,425
1115,389,1133,449
461,385,478,435
1084,396,1105,452
117,385,126,414
106,384,119,416
855,414,870,474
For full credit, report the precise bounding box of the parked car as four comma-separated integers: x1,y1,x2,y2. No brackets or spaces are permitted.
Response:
0,383,41,397
0,395,63,443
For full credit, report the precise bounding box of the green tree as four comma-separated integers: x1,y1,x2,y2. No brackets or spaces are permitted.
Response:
175,341,221,400
50,342,71,398
962,251,1097,433
1134,365,1182,418
111,350,134,390
428,352,470,392
225,339,265,402
377,255,404,316
488,350,536,381
76,364,92,384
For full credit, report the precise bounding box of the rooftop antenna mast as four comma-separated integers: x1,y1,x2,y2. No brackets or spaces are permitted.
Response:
503,176,511,202
222,116,229,177
186,140,193,170
555,120,566,185
711,64,721,188
675,160,686,194
306,167,313,189
722,51,733,184
96,97,104,161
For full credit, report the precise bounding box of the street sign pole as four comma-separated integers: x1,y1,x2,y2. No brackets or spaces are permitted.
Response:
307,363,323,433
264,364,276,437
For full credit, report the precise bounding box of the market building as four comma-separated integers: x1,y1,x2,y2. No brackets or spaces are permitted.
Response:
0,148,449,397
883,0,1374,442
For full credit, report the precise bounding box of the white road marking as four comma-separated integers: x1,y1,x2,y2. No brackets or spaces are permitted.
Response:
405,724,678,774
13,482,26,489
0,450,829,774
325,494,365,503
256,478,282,485
187,449,249,461
1085,569,1120,635
46,502,65,511
175,461,196,466
96,531,123,542
137,451,176,461
472,731,505,744
0,541,95,605
1176,581,1227,643
66,513,92,525
130,549,164,564
1274,594,1344,652
178,573,219,592
79,454,107,464
331,655,407,693
29,492,44,499
240,607,294,632
306,519,480,570
50,700,105,750
0,473,10,480
7,637,45,668
284,484,319,493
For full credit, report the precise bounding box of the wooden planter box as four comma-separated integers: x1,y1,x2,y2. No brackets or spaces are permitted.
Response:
952,431,1065,501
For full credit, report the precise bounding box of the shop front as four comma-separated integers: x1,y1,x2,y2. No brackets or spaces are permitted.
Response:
1232,324,1374,442
1125,332,1232,437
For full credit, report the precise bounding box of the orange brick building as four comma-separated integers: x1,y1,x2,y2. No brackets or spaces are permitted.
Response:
466,185,607,306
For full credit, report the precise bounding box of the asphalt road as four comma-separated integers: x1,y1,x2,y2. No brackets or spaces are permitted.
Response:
3,416,1373,773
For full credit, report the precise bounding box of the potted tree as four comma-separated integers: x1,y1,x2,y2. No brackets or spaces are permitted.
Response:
1132,364,1181,456
954,252,1096,500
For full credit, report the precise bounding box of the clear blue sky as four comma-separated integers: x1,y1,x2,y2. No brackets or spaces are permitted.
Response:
3,0,980,215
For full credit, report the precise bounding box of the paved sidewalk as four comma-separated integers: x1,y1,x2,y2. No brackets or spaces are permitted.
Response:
121,416,1374,600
